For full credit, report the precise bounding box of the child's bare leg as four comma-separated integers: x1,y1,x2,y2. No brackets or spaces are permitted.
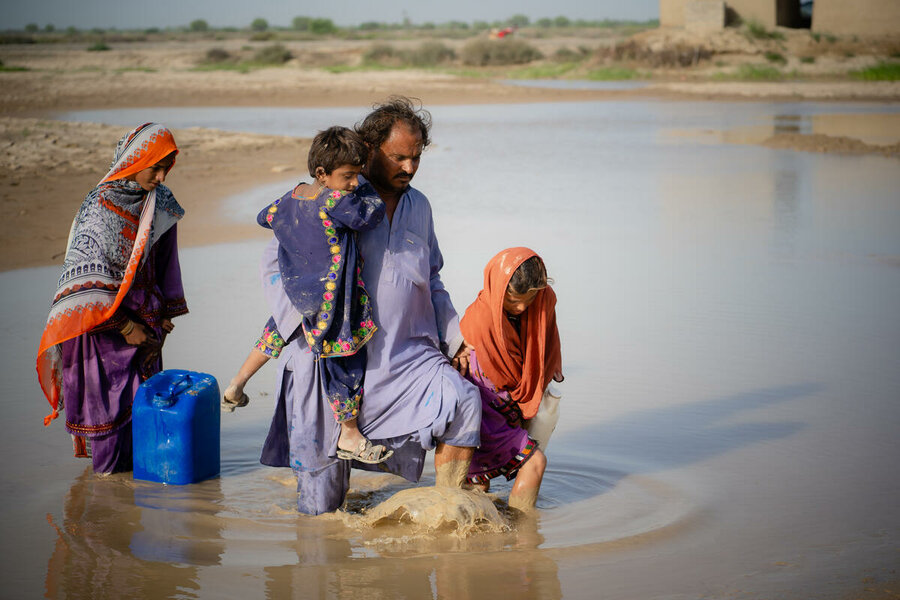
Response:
508,449,547,511
337,417,366,451
223,348,268,408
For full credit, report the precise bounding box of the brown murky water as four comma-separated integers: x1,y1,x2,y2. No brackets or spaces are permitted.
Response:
4,101,899,599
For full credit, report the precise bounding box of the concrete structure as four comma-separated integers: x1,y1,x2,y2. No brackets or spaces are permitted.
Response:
685,1,727,33
661,0,900,35
661,0,797,29
812,0,900,36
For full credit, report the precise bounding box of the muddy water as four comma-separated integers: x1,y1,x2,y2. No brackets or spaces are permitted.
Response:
4,101,899,599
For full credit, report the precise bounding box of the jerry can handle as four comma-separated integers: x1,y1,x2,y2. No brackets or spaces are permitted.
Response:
152,372,192,407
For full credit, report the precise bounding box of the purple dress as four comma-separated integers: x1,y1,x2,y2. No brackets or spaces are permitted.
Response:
60,226,187,474
465,350,536,485
254,182,384,422
259,180,482,515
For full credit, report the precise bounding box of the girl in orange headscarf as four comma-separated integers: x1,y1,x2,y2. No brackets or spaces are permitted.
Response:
36,123,188,474
459,248,562,510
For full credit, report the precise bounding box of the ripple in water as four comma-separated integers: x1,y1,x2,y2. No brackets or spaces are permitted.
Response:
50,450,699,570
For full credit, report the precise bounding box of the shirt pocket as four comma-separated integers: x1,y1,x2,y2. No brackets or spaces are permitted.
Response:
393,230,429,288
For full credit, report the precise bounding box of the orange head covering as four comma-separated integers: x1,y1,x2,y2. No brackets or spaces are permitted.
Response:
99,122,178,185
460,247,562,419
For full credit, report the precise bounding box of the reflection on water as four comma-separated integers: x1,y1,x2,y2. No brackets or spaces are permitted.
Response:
45,469,224,600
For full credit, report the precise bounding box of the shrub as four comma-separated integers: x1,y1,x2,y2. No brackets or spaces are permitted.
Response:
745,20,785,41
553,47,587,62
253,43,292,65
800,56,815,64
190,19,209,32
764,51,787,64
309,18,337,35
205,47,232,63
363,43,401,65
460,38,543,66
410,41,456,66
87,42,111,51
251,18,268,32
293,16,311,31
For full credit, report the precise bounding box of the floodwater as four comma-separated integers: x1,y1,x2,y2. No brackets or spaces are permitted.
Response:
3,100,899,599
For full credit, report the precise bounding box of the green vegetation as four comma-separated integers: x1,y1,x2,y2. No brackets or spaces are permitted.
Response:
507,63,580,78
764,51,787,65
361,42,456,68
586,66,640,80
850,61,900,81
87,42,111,51
194,43,293,72
713,64,784,81
800,56,815,64
190,19,209,32
0,59,28,72
252,43,292,64
250,18,269,32
744,20,785,41
460,38,543,66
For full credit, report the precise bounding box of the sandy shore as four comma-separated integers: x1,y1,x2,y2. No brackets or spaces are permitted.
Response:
2,40,898,272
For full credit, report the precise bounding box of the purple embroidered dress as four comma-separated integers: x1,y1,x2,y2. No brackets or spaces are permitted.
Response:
255,182,384,421
465,350,536,485
259,180,482,515
60,182,187,474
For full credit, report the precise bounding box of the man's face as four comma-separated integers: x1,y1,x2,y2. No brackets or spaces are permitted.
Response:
367,123,423,195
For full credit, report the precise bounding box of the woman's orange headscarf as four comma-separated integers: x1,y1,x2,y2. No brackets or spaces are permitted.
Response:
460,247,562,419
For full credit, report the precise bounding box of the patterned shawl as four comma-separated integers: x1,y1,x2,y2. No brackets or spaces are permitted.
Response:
460,248,562,420
36,123,183,425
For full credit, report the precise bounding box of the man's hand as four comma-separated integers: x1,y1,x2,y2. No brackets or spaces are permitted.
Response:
451,341,473,377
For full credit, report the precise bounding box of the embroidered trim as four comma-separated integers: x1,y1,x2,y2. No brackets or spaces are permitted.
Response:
328,391,361,422
67,407,132,436
256,324,285,358
466,438,537,484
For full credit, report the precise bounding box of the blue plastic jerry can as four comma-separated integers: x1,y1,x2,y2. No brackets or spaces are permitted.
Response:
133,369,220,485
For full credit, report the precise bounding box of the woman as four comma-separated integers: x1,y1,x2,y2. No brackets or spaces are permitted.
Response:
36,122,188,474
460,247,563,510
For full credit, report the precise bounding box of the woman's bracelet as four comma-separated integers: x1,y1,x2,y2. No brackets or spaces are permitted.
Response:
120,320,135,336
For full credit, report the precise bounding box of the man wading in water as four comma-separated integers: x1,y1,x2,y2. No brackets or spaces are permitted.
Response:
257,97,481,514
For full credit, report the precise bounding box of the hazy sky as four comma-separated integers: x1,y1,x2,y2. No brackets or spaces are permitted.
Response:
1,0,658,30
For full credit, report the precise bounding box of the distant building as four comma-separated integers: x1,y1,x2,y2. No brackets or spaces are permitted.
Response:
660,0,900,36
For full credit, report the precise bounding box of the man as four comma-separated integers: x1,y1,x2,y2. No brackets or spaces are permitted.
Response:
259,97,481,515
